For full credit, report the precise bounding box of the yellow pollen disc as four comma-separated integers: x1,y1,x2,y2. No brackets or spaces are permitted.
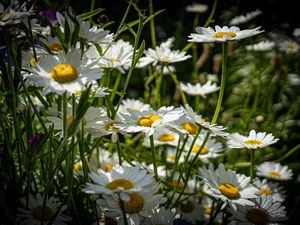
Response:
123,192,144,214
49,43,63,52
268,171,281,178
158,133,175,142
203,204,212,215
218,183,240,199
167,155,176,161
105,164,112,172
243,139,262,145
50,64,79,83
28,56,40,68
106,179,133,190
73,162,82,171
67,116,73,125
170,180,185,190
180,122,198,134
287,44,295,50
180,200,194,213
32,205,53,220
74,90,82,95
191,144,209,155
137,114,160,127
0,12,8,20
259,188,272,196
105,122,119,132
110,57,116,62
213,32,237,39
246,208,268,225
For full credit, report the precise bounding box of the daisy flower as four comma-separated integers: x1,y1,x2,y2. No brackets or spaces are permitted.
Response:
0,2,33,27
229,195,287,225
199,164,258,211
41,36,64,53
143,127,180,147
293,27,300,37
227,130,278,149
97,186,166,225
142,207,179,225
82,165,157,199
177,198,203,224
116,106,183,137
89,149,119,173
185,3,208,13
87,39,134,72
17,193,71,225
254,178,286,202
245,40,275,52
182,104,228,137
180,80,219,98
229,9,262,26
188,25,263,43
185,135,224,163
86,114,124,143
279,40,299,54
287,73,300,86
25,49,103,95
118,98,151,115
256,162,293,181
166,147,185,164
137,37,191,67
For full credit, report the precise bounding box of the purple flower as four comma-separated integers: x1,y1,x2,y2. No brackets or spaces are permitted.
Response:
39,9,58,25
28,133,44,154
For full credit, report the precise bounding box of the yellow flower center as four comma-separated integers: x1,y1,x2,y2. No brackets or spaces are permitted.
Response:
287,44,296,50
50,64,79,83
259,188,272,196
137,114,160,127
218,183,240,199
243,139,262,145
167,155,176,161
246,208,268,225
0,12,8,20
32,205,53,220
203,204,212,215
213,32,237,39
67,116,73,125
49,43,63,52
158,133,175,142
191,144,209,155
110,57,116,62
105,122,119,132
180,200,194,213
106,179,134,190
105,164,112,172
268,171,281,178
180,122,198,134
73,162,82,171
123,192,144,214
28,56,41,68
170,180,185,190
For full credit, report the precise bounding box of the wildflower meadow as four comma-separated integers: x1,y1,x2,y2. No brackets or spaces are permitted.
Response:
0,0,299,224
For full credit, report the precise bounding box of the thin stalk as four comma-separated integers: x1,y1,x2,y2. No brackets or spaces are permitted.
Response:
203,0,218,28
114,0,133,40
116,138,123,166
119,197,129,225
250,150,255,182
167,66,187,105
211,43,227,124
275,144,300,163
208,201,223,225
150,135,158,181
149,0,156,48
79,121,89,181
110,72,122,102
63,92,68,137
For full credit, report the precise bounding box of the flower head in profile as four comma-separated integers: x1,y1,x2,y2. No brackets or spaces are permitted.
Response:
17,193,71,225
118,98,151,116
256,162,293,181
254,178,286,202
25,49,103,95
229,9,262,26
246,40,275,52
188,25,263,43
279,40,299,54
180,80,219,98
185,3,208,13
227,130,278,149
143,207,180,225
0,2,33,27
137,37,191,67
199,164,258,211
229,195,288,225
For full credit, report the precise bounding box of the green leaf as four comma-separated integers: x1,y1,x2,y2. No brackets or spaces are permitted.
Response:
79,8,105,20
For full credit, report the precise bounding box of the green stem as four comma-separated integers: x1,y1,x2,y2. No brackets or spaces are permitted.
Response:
63,92,68,138
170,135,188,181
211,42,227,124
275,144,300,163
116,138,123,166
150,135,158,181
250,150,255,182
167,66,187,105
193,14,200,29
119,196,129,225
114,0,133,40
110,72,122,102
208,201,223,225
204,0,218,28
149,0,156,48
